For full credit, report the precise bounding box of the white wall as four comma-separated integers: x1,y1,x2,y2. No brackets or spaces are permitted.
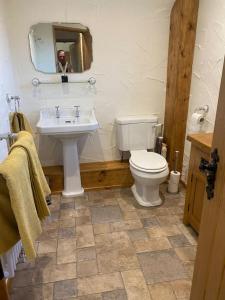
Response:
5,0,174,166
56,42,74,52
182,0,225,182
0,0,17,162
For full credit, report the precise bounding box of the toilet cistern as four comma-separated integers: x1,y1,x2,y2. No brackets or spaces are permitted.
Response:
37,106,99,197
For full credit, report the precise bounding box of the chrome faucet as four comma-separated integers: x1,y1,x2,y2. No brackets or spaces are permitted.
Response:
74,105,80,118
55,106,60,118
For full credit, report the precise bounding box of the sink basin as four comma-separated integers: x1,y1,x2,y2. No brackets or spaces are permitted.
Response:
37,107,99,136
37,107,99,197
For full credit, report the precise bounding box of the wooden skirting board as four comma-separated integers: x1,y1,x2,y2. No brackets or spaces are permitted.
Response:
43,160,134,194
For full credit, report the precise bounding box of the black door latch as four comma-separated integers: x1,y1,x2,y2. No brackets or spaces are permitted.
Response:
199,149,219,200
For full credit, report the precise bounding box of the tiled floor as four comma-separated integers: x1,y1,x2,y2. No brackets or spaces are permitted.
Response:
10,184,197,300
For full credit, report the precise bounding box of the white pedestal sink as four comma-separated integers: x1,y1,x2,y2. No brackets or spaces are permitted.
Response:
61,137,84,197
37,107,99,197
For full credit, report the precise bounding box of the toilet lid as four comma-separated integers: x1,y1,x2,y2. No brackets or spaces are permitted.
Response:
130,150,167,172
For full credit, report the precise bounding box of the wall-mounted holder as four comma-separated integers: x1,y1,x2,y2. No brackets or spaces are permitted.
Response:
61,75,68,83
189,105,209,133
0,133,18,149
6,94,21,112
194,105,209,116
31,77,96,87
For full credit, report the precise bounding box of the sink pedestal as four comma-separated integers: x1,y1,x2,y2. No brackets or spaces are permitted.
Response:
37,108,99,197
61,138,84,197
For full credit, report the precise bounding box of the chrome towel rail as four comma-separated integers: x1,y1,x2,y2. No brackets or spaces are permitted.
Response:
32,77,96,87
6,95,20,112
0,133,18,141
0,133,18,149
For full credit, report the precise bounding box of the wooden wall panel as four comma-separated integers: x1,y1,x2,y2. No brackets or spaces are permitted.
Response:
43,166,64,194
80,161,134,191
164,0,199,171
43,161,134,194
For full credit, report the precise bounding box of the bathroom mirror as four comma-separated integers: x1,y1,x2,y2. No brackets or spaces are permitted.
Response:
29,23,93,74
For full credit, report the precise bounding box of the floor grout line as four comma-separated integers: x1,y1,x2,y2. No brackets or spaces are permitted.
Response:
10,185,195,299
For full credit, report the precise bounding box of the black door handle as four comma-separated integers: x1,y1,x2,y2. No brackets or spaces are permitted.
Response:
199,149,219,200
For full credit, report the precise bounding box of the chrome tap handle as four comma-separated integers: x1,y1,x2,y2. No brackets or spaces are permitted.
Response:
55,106,60,118
74,106,80,118
14,96,20,112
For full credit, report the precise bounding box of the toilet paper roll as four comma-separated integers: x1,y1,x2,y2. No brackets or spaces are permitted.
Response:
189,112,205,132
168,171,181,194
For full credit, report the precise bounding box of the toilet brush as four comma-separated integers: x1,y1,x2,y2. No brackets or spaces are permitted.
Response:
168,151,181,194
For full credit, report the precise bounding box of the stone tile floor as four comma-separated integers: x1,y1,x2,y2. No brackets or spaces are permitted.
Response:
10,184,197,300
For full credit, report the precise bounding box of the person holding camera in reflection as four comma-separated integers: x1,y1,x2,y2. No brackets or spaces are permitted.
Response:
57,50,73,73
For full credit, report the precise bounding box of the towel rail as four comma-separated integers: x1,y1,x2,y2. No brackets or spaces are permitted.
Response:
0,133,18,149
6,95,20,112
0,133,18,141
0,131,21,295
31,76,96,87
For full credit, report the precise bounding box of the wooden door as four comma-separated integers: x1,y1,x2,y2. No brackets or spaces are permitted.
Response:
190,61,225,299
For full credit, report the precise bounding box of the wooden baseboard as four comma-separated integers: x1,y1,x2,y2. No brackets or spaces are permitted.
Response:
43,165,64,194
43,160,134,194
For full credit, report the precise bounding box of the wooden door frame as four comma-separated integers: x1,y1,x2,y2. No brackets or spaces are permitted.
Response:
190,60,225,299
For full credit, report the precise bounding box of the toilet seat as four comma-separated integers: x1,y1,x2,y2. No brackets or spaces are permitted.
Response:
130,150,167,173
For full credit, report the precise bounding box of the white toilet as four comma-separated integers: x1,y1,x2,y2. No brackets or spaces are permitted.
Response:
116,115,169,207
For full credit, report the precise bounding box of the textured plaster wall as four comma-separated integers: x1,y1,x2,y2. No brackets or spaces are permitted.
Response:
182,0,225,182
4,0,174,166
0,0,17,162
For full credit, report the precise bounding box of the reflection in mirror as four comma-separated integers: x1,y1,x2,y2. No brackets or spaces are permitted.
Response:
29,23,93,74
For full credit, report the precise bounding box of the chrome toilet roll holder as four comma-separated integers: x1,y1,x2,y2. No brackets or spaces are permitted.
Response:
194,105,209,115
193,105,209,124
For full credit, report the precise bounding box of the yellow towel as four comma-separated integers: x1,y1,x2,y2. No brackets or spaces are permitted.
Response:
10,131,51,220
0,147,42,259
9,112,33,134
